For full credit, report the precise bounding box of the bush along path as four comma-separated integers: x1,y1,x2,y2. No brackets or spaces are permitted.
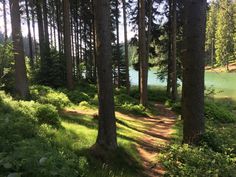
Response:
63,102,177,177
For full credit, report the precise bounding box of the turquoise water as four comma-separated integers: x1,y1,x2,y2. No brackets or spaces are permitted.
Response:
129,69,236,100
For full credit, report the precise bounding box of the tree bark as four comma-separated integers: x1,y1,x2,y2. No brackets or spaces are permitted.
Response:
139,0,148,106
122,0,130,94
115,0,121,87
182,0,206,145
63,0,73,89
3,0,7,42
94,0,117,150
25,0,34,68
167,1,172,97
36,0,45,65
171,0,177,101
10,0,30,100
42,0,50,49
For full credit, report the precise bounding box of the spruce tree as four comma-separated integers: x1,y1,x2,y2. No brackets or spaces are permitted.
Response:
205,0,218,65
215,0,234,70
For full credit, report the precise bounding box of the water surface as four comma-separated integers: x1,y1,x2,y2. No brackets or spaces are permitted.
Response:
129,69,236,100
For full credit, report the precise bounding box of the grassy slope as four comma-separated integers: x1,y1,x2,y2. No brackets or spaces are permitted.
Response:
0,85,164,177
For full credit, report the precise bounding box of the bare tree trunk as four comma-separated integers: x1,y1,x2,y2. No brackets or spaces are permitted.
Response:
3,0,7,42
171,0,177,101
36,0,45,65
43,0,50,49
94,0,117,150
25,0,34,68
10,0,30,100
182,0,206,145
1,0,8,78
139,0,148,106
63,0,73,89
115,0,121,87
30,0,37,58
122,0,130,94
167,0,172,96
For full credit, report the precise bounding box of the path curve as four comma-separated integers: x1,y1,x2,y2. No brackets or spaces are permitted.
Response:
62,103,177,177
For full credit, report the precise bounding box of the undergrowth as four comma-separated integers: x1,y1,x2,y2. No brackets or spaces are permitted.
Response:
160,97,236,177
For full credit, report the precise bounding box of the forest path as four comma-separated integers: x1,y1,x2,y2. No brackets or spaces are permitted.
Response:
134,103,177,177
62,103,177,177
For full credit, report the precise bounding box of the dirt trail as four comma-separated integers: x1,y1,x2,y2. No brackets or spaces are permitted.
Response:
134,103,177,177
62,103,177,177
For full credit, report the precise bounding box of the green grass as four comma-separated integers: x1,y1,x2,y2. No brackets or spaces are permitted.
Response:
0,89,147,177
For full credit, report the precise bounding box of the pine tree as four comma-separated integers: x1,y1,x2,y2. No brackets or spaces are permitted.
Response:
94,0,117,150
139,0,148,106
182,0,207,144
215,0,234,70
205,0,218,65
10,0,30,99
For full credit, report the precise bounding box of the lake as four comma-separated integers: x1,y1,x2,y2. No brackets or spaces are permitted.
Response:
129,69,236,100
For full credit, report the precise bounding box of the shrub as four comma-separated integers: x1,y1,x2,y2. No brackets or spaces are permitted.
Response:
205,102,236,123
130,86,168,103
165,100,181,114
36,104,60,127
120,103,147,116
79,101,93,109
160,144,236,177
30,85,71,109
114,94,138,106
0,91,81,177
66,90,90,104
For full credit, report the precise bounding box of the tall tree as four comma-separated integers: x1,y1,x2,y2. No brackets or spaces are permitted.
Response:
10,0,30,99
115,0,121,87
94,0,117,149
215,0,234,70
3,0,7,42
139,0,148,106
36,0,45,65
122,0,130,94
25,0,34,68
182,0,207,144
205,0,218,65
63,0,73,89
171,0,177,101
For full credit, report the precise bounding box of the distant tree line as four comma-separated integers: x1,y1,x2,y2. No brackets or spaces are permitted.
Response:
206,0,236,70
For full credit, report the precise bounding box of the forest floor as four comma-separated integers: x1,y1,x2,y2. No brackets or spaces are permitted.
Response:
64,102,177,177
1,85,235,177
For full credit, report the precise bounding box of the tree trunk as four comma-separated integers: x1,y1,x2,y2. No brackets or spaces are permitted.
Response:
0,0,8,78
3,0,7,42
42,0,50,49
115,0,121,87
25,0,34,68
122,0,130,94
182,0,206,145
171,0,177,101
167,3,172,97
10,0,30,100
139,0,148,106
36,0,45,66
30,0,37,58
63,0,73,89
94,0,117,150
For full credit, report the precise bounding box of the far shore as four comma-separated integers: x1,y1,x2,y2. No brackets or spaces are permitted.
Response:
205,62,236,73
